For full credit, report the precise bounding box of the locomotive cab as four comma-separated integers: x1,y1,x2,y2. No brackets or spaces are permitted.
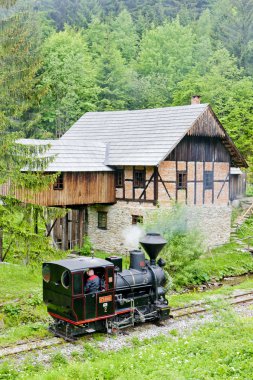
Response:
43,257,115,325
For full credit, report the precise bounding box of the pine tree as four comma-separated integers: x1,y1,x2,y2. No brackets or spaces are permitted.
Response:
0,3,60,261
0,7,43,136
111,10,138,62
85,18,134,111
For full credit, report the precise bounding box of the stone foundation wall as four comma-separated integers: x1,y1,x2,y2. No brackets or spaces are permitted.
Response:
87,202,232,253
186,205,231,248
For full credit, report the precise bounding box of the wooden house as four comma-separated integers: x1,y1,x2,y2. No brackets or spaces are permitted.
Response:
0,98,247,252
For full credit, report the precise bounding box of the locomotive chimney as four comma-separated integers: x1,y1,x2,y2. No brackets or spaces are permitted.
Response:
139,233,167,266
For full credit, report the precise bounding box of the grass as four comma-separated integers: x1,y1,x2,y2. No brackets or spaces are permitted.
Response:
1,311,253,379
0,263,51,346
171,241,253,288
169,277,253,308
0,264,41,303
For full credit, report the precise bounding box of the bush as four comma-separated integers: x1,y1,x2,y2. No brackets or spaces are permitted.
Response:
79,236,93,256
145,204,204,288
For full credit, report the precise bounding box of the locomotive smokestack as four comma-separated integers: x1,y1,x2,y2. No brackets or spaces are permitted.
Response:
139,233,167,265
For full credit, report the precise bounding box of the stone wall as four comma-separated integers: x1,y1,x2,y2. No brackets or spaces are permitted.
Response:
186,205,231,248
87,202,232,253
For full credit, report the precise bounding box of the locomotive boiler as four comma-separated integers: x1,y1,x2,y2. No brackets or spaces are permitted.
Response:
42,233,170,340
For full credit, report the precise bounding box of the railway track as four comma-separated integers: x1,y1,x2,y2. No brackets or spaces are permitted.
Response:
170,290,253,318
1,290,253,359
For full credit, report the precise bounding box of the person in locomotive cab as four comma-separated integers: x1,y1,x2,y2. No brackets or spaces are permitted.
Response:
84,269,100,293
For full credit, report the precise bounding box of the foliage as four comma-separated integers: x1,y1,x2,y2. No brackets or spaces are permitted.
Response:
79,236,93,256
38,27,98,137
173,48,253,173
145,204,204,287
246,183,253,196
0,200,67,263
0,7,43,135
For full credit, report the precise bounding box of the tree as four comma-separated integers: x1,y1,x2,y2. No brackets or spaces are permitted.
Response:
110,10,138,62
211,0,253,74
0,2,61,262
35,0,103,30
173,49,253,173
137,19,196,101
0,7,43,136
38,27,98,137
85,18,134,111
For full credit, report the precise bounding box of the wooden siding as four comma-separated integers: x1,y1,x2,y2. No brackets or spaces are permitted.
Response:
0,172,116,206
166,136,231,162
188,108,225,138
230,173,246,201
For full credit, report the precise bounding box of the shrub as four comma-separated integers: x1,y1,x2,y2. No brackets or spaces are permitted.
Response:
79,236,93,256
145,204,204,288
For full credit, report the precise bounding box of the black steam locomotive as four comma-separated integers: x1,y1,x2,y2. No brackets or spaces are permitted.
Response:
42,233,170,340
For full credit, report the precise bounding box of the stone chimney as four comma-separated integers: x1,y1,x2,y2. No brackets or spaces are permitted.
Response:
191,95,201,105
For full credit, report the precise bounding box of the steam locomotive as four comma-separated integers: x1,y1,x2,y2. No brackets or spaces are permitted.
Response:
42,233,170,340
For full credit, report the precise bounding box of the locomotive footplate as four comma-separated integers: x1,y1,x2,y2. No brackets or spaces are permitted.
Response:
49,319,106,341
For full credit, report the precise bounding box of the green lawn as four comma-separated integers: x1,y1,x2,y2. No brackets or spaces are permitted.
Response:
1,312,253,379
0,264,41,303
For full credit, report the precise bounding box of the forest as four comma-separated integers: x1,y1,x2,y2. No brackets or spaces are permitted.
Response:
2,3,253,379
1,0,253,174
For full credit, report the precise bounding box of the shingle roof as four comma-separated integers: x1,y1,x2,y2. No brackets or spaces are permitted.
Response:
61,104,209,165
17,139,112,172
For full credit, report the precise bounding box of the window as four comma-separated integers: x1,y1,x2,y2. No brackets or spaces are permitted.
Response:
204,171,213,190
177,171,187,190
53,173,64,190
61,270,70,289
116,169,124,187
98,211,107,229
73,273,83,295
134,170,145,188
132,215,143,225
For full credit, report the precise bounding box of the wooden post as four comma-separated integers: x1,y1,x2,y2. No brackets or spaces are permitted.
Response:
79,207,85,248
34,208,38,234
84,206,88,235
154,167,158,204
62,212,69,251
